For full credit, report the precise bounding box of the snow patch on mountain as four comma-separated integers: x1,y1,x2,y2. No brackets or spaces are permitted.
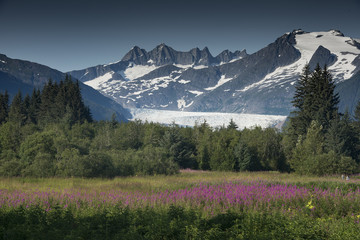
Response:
174,64,193,69
178,79,191,84
193,65,208,69
296,31,360,81
121,63,158,80
237,30,360,93
177,98,193,110
130,108,287,129
205,75,233,91
188,90,204,97
85,71,114,89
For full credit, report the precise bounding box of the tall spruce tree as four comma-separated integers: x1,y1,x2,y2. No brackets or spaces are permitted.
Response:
0,91,9,124
8,91,25,126
22,94,31,124
289,64,339,138
290,64,312,138
28,89,41,124
40,79,58,124
310,65,339,131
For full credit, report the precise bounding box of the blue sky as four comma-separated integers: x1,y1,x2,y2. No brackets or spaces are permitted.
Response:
0,0,359,72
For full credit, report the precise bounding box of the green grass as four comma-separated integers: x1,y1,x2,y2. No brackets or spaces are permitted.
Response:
0,170,356,193
0,171,354,192
1,171,360,239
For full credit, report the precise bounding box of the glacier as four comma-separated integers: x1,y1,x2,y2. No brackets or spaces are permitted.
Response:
130,108,287,129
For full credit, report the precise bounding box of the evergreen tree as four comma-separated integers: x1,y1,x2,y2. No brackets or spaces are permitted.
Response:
194,121,212,170
311,65,339,131
290,64,312,137
325,111,358,161
28,89,41,124
290,121,324,175
8,91,25,126
64,76,92,124
227,119,238,130
286,64,340,161
22,94,31,124
160,124,196,169
353,99,360,133
39,79,58,124
290,64,339,137
0,91,9,124
234,140,258,171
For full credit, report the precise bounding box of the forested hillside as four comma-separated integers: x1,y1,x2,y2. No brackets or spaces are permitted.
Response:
1,66,360,178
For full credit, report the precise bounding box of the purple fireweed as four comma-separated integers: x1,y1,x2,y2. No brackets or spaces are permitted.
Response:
1,181,360,216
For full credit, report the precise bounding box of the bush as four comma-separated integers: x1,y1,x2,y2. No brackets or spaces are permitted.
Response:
133,146,179,175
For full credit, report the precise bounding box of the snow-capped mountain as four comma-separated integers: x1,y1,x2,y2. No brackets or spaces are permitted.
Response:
69,29,360,116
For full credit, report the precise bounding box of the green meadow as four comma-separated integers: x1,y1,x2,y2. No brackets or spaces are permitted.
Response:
1,171,360,239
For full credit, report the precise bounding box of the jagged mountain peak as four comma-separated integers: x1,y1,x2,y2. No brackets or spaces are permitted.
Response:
67,29,360,117
156,43,170,49
328,29,345,37
121,46,148,63
118,44,244,67
216,49,248,63
291,29,306,35
202,47,210,52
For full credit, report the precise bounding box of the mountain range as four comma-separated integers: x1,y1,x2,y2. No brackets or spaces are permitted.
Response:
0,54,131,121
68,29,360,116
1,29,360,122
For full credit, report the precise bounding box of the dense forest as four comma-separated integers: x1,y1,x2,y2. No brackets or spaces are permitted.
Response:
0,66,360,178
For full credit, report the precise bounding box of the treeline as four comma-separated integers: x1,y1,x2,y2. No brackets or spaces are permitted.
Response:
0,75,92,126
1,66,360,178
0,115,287,177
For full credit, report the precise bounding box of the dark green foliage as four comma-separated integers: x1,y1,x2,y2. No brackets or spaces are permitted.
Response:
234,140,258,171
7,91,26,126
325,111,358,160
81,152,115,178
1,76,92,127
285,64,358,175
289,64,339,141
240,127,286,171
3,206,360,239
39,76,92,125
160,124,196,169
194,121,212,170
0,90,9,124
209,127,240,171
227,118,238,130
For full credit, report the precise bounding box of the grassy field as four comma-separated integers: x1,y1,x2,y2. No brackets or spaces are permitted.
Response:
1,171,360,239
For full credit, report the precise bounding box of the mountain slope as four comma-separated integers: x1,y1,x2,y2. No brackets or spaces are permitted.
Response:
69,29,360,116
0,54,130,121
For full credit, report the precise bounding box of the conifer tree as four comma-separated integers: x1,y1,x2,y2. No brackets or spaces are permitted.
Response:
28,89,41,124
40,79,58,124
227,119,238,130
8,91,25,125
0,91,9,124
290,64,312,137
310,65,339,131
22,94,31,124
324,110,358,162
353,99,360,133
289,64,339,139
